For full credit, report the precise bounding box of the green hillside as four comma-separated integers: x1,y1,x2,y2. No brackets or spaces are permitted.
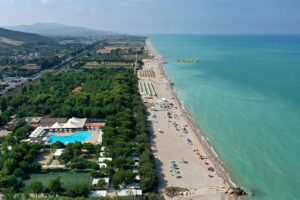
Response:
0,27,49,44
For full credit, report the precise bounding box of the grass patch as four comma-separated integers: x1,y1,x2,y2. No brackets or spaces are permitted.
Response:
165,187,188,198
23,171,92,191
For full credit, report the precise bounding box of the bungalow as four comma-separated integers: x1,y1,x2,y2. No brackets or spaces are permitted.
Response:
89,190,107,197
99,163,107,169
116,189,142,196
100,146,105,152
99,157,112,163
54,149,64,159
127,182,141,189
92,177,110,190
132,155,140,162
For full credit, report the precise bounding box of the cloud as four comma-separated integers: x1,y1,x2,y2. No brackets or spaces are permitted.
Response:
41,0,50,4
106,0,154,7
76,5,83,11
105,0,154,4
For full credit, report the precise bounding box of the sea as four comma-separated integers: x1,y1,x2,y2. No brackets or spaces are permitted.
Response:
150,34,300,200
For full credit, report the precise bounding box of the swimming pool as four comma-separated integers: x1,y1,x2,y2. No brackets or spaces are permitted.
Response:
48,131,92,143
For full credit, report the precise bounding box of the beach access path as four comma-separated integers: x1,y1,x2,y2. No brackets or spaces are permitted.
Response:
140,40,233,200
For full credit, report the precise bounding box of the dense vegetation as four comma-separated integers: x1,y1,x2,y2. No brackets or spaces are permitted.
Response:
0,121,42,190
0,68,158,196
1,68,134,119
1,193,164,200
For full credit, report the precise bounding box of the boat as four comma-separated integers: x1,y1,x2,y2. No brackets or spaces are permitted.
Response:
177,58,200,64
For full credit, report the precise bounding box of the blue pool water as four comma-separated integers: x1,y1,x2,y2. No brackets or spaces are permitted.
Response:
48,131,92,143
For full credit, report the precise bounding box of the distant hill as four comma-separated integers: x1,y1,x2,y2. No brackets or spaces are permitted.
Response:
4,23,115,37
0,28,49,45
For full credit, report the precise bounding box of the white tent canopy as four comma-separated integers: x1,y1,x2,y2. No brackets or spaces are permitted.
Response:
51,122,63,129
29,126,46,138
63,117,87,129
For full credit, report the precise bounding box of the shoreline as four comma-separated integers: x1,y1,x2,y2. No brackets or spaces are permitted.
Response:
158,57,236,187
144,39,241,198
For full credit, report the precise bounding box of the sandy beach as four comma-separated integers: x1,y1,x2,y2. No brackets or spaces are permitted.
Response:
139,40,237,200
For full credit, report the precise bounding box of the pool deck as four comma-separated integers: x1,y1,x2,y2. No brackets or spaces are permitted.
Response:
47,130,100,144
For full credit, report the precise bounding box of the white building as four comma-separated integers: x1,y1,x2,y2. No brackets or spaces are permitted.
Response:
29,126,47,138
99,157,112,163
54,149,64,159
99,163,107,169
100,152,105,157
116,189,142,196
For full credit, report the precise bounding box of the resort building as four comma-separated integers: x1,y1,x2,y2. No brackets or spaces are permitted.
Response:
50,122,63,132
29,126,47,139
27,117,105,144
25,117,67,128
62,117,87,131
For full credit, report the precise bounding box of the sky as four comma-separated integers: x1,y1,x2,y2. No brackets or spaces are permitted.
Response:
0,0,300,34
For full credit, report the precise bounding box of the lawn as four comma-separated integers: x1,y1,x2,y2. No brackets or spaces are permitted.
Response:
23,171,92,190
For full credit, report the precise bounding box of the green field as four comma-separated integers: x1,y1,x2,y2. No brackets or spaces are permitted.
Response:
24,171,92,190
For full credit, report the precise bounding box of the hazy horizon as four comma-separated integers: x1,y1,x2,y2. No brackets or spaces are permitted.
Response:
0,0,300,34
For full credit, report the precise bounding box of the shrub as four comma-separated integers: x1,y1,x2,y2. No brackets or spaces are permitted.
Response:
64,183,91,197
29,181,43,197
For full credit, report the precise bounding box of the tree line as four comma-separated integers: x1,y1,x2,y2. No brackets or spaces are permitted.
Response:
0,68,158,197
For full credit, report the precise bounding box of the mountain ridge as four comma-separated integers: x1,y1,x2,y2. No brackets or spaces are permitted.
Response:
4,23,116,37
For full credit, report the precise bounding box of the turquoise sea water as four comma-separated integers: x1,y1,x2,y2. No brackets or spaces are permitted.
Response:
150,35,300,200
48,131,92,143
